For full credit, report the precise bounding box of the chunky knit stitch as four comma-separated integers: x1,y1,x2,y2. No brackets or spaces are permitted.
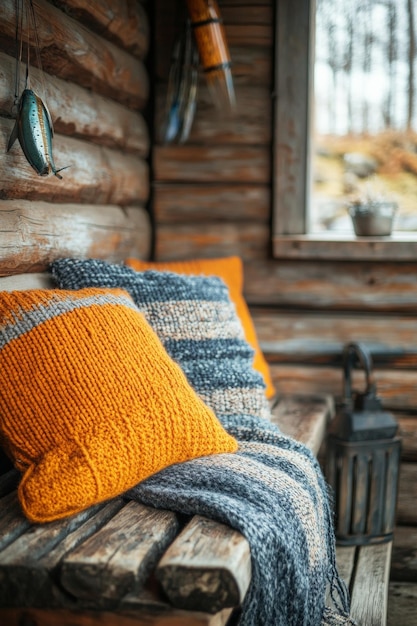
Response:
0,287,237,522
124,256,276,398
51,259,271,424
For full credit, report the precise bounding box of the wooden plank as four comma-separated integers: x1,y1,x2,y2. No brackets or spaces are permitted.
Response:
154,184,269,223
1,119,149,205
51,0,149,59
270,394,333,455
397,416,417,462
251,308,417,370
397,464,417,526
230,46,272,86
0,606,233,626
0,273,55,290
0,0,148,109
0,201,151,276
155,85,271,145
224,24,272,47
335,545,356,587
60,502,179,602
242,260,417,312
0,492,31,552
156,222,269,262
273,234,417,261
153,146,270,183
157,515,251,613
387,582,417,626
268,365,417,412
391,525,417,582
0,52,149,154
349,543,392,626
0,499,125,608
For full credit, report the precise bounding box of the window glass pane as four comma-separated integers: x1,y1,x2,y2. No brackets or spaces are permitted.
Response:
312,0,417,234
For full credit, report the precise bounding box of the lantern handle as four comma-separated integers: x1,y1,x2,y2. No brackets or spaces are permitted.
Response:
342,342,376,409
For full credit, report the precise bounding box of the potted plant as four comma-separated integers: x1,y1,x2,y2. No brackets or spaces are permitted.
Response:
347,186,398,237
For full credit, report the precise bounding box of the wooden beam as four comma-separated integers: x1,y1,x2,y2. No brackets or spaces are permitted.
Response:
349,543,392,626
243,260,417,312
154,184,269,223
0,0,148,109
0,119,149,205
0,52,149,154
0,201,151,275
153,146,270,183
388,582,417,626
156,222,270,262
391,526,417,582
51,0,150,59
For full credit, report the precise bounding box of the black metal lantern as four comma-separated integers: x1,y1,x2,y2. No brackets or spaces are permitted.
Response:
326,342,402,546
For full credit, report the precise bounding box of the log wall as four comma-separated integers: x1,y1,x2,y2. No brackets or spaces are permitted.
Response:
0,0,152,274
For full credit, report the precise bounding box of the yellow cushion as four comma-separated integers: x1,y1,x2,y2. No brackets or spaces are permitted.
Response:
125,256,276,399
0,288,237,523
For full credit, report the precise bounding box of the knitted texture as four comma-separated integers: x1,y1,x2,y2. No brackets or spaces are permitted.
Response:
127,415,356,626
51,259,271,425
0,287,237,523
124,256,276,398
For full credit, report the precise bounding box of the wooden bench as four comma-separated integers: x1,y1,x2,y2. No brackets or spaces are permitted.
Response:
0,275,393,626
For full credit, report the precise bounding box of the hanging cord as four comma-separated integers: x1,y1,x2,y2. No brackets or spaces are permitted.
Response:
28,0,47,97
13,0,24,109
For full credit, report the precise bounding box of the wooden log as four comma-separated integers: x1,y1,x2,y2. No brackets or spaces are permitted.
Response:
0,200,151,276
270,394,333,455
153,146,270,183
156,222,270,262
0,0,148,109
154,184,270,223
156,85,271,145
396,415,417,462
0,607,233,626
0,52,149,154
251,309,417,364
268,365,417,412
242,260,417,312
157,515,251,613
391,525,417,582
388,582,417,626
51,0,149,59
349,543,392,626
397,463,417,525
60,502,179,602
0,118,149,205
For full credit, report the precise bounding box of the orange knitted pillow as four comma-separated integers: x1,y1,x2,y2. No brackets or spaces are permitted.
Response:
0,288,237,523
124,256,276,399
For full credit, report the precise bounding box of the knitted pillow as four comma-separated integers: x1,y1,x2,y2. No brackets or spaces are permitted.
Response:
51,259,272,425
0,287,237,523
125,256,276,399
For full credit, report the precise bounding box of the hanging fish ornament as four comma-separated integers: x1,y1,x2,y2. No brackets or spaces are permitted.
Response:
7,88,68,179
7,0,68,178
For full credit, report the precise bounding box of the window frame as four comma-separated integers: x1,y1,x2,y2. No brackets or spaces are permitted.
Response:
272,0,417,261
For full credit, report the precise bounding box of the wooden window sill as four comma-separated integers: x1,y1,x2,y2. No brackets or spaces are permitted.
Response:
273,232,417,261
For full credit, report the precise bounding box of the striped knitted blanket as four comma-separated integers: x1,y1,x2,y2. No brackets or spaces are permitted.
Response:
52,259,355,626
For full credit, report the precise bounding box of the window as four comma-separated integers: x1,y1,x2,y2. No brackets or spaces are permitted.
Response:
272,0,417,260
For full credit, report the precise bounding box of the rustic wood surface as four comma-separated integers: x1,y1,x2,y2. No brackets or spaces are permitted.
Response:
156,84,271,145
50,0,149,59
154,184,269,223
157,515,251,613
0,52,149,154
1,119,149,205
270,394,333,455
349,543,392,626
268,365,417,411
0,273,55,290
153,146,270,183
396,415,417,462
156,223,269,262
397,463,417,525
391,526,417,582
0,607,233,626
0,201,151,276
387,582,417,626
273,233,417,261
0,0,148,109
242,260,417,311
61,502,179,602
